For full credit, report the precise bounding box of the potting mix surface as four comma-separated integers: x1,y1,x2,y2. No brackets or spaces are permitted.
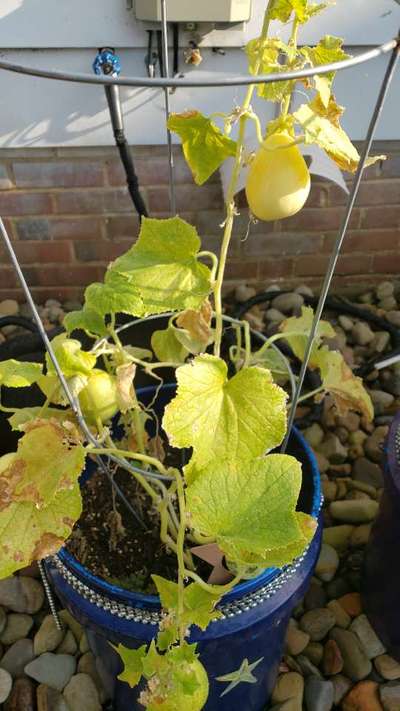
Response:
0,281,398,710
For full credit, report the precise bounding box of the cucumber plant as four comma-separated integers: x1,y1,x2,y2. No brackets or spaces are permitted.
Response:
0,1,376,707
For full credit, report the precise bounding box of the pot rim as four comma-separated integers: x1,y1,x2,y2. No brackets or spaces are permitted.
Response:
58,382,322,608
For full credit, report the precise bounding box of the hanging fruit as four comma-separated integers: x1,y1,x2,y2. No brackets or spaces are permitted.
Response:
245,131,311,221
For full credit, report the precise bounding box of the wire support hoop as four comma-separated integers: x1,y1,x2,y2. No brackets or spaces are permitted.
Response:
0,39,397,89
281,39,400,452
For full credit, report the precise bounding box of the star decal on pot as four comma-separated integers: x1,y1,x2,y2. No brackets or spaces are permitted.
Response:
215,656,264,697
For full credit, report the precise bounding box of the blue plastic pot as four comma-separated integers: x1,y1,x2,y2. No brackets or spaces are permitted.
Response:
363,412,400,659
46,384,322,711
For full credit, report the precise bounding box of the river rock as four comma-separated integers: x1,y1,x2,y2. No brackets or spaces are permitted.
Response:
77,652,107,703
58,610,83,642
317,435,348,464
386,311,400,327
315,544,339,582
296,655,323,679
364,427,388,463
304,423,325,449
0,639,35,677
376,281,394,300
304,676,334,711
0,614,34,645
0,300,19,317
56,630,77,655
266,308,286,323
337,593,362,617
0,668,12,704
0,608,6,636
4,678,35,711
323,638,344,675
304,580,327,611
374,654,400,681
350,615,386,660
352,322,375,346
34,614,65,655
380,681,400,710
63,674,102,711
342,680,383,710
303,643,324,667
338,315,354,332
332,674,353,705
352,458,383,488
235,284,257,303
37,684,70,711
369,390,394,415
0,576,44,614
285,620,311,656
272,292,304,314
25,653,76,691
271,672,304,705
326,600,351,629
323,525,354,552
372,331,391,353
300,609,336,642
329,500,379,524
322,480,338,503
351,524,372,547
329,627,372,681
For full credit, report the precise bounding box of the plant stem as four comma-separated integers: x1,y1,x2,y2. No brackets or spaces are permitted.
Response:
213,7,272,357
281,16,300,118
290,385,324,406
184,568,243,595
174,470,189,642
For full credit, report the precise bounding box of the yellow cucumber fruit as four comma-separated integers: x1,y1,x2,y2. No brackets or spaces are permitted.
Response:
78,370,119,424
245,131,311,221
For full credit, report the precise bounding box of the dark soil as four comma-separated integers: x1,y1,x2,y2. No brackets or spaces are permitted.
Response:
65,465,179,595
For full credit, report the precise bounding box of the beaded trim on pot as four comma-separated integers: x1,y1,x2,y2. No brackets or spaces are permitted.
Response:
49,494,323,625
395,425,400,463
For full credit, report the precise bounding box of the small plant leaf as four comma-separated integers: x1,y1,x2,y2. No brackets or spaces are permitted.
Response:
8,407,74,432
109,217,212,316
266,0,326,23
301,35,349,106
314,346,374,421
246,38,296,102
0,359,43,388
0,420,86,510
113,644,147,688
45,334,96,377
151,326,188,363
63,308,108,338
249,345,290,383
152,575,223,633
0,483,82,579
280,305,335,364
162,355,287,480
84,275,144,319
294,96,385,172
167,111,237,185
187,454,316,568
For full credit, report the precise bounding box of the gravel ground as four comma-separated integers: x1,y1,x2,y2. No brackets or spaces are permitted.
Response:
0,281,399,710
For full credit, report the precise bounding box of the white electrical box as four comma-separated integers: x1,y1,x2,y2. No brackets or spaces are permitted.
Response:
135,0,252,23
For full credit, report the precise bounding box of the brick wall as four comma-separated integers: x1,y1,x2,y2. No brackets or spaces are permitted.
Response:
0,142,399,303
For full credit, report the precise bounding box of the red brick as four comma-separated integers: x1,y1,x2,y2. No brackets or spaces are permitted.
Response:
373,253,400,274
281,207,360,232
50,217,104,241
13,161,104,188
305,182,330,208
54,189,134,214
106,215,140,240
23,265,104,287
147,184,222,213
13,241,73,264
336,229,399,253
74,240,134,263
224,260,260,280
380,155,400,178
0,164,14,190
258,258,294,279
0,268,17,289
107,156,193,187
329,180,400,207
0,192,53,216
361,206,400,229
294,253,371,277
14,218,51,241
243,232,323,257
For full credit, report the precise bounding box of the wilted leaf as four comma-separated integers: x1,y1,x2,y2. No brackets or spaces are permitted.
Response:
301,36,350,107
116,363,137,413
109,217,212,316
314,346,374,421
187,454,316,568
167,111,237,185
280,306,335,364
163,355,287,480
8,407,74,432
63,308,107,338
0,420,85,510
0,485,82,579
267,0,326,23
0,359,42,388
294,97,386,172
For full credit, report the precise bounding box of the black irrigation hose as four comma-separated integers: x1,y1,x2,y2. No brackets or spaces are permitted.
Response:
0,315,38,334
234,291,400,377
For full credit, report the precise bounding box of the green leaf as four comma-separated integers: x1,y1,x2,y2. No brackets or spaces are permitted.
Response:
152,575,223,632
280,306,335,364
245,38,295,102
85,274,144,319
45,334,96,377
0,484,82,579
109,217,212,316
294,96,386,172
314,346,374,421
187,454,316,568
8,407,74,432
0,419,86,510
113,644,147,688
163,355,287,481
167,111,237,185
63,308,107,338
301,36,349,106
266,0,326,23
0,359,43,388
151,326,188,363
249,345,290,384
